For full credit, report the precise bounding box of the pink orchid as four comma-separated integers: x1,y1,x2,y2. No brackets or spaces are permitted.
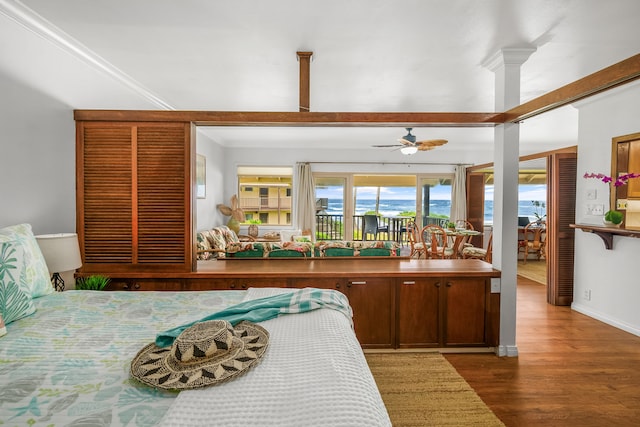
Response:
584,172,640,187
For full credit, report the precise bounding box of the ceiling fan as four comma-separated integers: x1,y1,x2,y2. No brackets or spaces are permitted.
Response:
372,128,448,155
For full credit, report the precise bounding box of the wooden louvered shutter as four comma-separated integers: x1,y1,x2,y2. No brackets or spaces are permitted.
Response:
77,122,192,274
547,152,577,306
466,172,486,247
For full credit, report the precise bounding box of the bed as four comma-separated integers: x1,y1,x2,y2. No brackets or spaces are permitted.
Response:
0,288,391,426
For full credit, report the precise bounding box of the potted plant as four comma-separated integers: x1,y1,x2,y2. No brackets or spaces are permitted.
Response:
445,221,456,230
246,218,261,237
75,275,111,290
603,210,623,227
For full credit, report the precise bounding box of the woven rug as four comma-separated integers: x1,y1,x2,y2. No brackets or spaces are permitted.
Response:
517,260,547,284
365,352,505,427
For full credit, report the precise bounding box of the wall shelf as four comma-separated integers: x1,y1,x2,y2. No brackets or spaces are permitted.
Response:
570,224,640,249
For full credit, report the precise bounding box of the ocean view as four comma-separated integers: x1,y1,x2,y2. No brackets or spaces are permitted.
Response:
324,199,546,223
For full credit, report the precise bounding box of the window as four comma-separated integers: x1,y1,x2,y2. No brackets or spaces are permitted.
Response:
238,166,293,225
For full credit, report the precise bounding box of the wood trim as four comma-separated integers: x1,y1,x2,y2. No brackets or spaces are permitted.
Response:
468,146,577,172
74,110,504,126
297,51,312,112
504,53,640,122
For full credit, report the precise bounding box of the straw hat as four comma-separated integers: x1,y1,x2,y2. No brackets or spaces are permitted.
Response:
130,320,269,390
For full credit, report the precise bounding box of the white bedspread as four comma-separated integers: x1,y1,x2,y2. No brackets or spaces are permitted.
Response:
159,288,391,427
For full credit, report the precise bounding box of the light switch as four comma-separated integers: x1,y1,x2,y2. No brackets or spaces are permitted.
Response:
586,189,597,200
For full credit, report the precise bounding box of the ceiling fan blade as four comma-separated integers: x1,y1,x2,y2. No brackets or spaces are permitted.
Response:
417,139,448,151
372,144,403,148
417,139,448,149
397,138,416,146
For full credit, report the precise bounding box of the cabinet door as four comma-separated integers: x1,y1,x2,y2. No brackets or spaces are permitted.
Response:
346,278,395,349
397,278,441,348
235,277,289,289
289,278,346,293
78,121,191,274
444,278,488,346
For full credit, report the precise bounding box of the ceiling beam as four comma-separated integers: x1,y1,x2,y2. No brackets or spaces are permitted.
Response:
504,53,640,122
73,110,503,126
297,51,312,112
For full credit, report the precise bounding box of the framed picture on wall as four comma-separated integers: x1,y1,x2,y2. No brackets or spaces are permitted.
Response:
196,154,206,199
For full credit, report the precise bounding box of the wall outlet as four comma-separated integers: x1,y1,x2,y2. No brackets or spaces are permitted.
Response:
586,204,604,215
583,289,591,301
586,189,597,200
490,278,501,293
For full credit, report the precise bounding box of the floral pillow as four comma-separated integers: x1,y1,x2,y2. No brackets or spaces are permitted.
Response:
0,224,53,298
0,241,36,325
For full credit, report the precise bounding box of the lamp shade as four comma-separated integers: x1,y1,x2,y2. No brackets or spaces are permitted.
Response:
36,233,82,273
400,146,418,155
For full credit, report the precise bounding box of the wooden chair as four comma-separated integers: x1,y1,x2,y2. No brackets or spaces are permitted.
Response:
518,222,546,264
406,221,426,258
454,220,475,230
462,232,493,263
420,224,454,259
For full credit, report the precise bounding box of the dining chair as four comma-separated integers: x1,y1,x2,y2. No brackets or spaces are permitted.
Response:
420,224,454,259
518,222,546,264
406,221,426,258
462,232,493,263
363,214,389,241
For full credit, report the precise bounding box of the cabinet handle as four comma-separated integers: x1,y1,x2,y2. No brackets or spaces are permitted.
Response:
403,281,416,285
434,282,441,288
335,283,341,289
241,283,247,289
446,282,452,287
350,281,367,285
134,283,140,290
122,284,130,290
229,283,236,289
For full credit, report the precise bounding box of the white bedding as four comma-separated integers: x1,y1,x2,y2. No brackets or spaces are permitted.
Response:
159,287,391,427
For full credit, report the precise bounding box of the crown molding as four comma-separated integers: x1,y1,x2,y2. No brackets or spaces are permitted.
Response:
0,0,174,110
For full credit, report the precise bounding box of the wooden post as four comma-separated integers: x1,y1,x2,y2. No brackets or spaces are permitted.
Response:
297,51,313,112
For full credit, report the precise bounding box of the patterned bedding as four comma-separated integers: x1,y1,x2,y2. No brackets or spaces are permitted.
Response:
0,290,246,426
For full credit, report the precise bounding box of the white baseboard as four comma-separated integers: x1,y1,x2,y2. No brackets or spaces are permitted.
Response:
571,303,640,337
497,344,519,357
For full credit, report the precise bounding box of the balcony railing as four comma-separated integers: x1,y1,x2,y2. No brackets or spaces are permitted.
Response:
316,214,448,243
240,196,292,211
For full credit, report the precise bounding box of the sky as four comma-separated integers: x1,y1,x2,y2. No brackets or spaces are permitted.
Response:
317,184,547,201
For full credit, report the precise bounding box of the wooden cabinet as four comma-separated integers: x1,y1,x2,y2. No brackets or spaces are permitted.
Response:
92,259,500,349
345,278,395,349
77,121,193,275
397,277,440,348
443,278,488,346
397,276,491,348
289,276,395,349
107,279,186,291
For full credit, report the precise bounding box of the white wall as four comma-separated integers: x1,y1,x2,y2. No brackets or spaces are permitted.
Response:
0,71,76,235
572,80,640,337
195,130,226,231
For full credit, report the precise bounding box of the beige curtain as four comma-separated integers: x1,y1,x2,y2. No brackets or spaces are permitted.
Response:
295,162,316,239
450,165,467,221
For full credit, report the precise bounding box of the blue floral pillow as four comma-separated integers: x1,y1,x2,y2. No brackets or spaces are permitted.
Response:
0,241,36,324
0,224,53,298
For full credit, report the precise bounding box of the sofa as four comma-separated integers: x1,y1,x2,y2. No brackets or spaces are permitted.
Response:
314,240,401,257
196,226,313,259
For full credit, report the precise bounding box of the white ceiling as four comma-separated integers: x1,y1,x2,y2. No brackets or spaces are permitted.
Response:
2,0,639,160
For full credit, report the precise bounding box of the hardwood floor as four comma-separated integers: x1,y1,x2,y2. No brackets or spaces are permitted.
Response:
445,277,640,427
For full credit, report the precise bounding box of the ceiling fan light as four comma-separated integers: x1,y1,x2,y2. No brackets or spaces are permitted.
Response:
400,146,418,155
